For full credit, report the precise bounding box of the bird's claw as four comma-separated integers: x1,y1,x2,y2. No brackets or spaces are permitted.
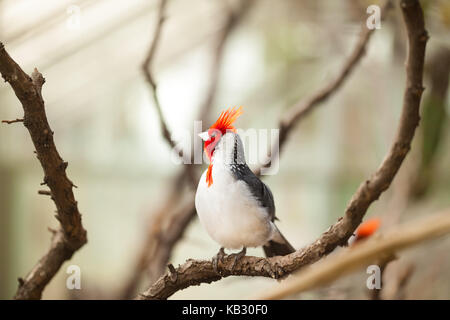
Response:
230,247,246,272
212,247,226,274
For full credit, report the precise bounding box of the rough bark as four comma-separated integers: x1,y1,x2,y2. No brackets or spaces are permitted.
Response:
0,43,87,300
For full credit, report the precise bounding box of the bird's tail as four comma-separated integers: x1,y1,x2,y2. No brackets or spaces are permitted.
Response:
263,227,295,257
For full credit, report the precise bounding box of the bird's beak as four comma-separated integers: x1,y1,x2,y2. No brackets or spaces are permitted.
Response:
198,131,210,141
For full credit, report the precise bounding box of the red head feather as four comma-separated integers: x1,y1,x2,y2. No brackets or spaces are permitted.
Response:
204,106,243,187
209,106,243,135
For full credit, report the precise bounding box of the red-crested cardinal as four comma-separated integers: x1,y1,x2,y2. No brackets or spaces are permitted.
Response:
195,107,295,270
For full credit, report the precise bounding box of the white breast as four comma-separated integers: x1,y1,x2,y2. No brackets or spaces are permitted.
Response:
195,162,274,249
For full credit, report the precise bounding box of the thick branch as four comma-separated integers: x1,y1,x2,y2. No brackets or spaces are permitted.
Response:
138,0,427,300
0,43,87,300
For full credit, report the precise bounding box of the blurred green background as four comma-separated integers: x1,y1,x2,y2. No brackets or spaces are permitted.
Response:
0,0,449,299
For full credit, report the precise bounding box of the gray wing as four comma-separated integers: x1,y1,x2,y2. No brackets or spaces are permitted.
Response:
228,133,276,221
230,163,276,221
229,134,294,256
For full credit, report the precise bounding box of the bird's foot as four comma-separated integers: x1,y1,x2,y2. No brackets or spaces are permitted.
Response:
229,247,246,272
212,247,226,274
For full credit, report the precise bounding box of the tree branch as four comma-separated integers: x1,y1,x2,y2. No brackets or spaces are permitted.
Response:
142,0,172,147
257,209,450,299
138,0,427,300
2,118,24,124
0,44,87,300
255,0,392,175
121,0,255,299
197,0,255,119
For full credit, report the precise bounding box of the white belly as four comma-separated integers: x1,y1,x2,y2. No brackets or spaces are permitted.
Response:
195,164,274,249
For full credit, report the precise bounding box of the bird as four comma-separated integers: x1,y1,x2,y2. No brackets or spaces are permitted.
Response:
195,106,295,271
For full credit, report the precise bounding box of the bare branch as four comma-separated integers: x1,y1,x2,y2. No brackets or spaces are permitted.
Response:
0,43,87,300
255,0,392,175
257,209,450,300
142,0,173,148
2,118,24,124
197,0,255,119
138,0,427,300
141,0,198,186
38,190,52,196
121,0,255,299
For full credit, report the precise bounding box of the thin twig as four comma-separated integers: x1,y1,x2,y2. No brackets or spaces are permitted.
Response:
2,118,24,124
0,43,87,300
197,0,255,119
142,0,173,148
255,0,392,175
121,0,255,299
141,0,198,186
138,0,427,300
